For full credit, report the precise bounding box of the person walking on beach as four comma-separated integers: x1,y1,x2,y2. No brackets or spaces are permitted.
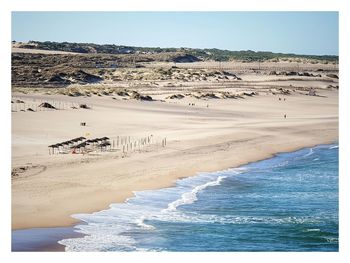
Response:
284,114,287,119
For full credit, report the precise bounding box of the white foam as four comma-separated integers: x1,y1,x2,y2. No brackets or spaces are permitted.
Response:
303,148,314,157
329,145,339,149
162,175,226,213
59,233,137,252
325,237,339,243
305,228,321,232
145,211,324,226
58,168,244,251
135,215,155,230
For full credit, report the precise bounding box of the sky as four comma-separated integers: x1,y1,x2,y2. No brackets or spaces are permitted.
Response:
11,12,338,56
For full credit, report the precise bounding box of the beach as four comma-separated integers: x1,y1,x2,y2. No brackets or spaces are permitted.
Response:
12,76,338,230
7,9,343,254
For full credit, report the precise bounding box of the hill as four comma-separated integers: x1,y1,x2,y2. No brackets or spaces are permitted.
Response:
13,40,338,63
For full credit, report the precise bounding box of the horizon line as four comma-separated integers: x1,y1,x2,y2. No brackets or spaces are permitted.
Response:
12,39,339,58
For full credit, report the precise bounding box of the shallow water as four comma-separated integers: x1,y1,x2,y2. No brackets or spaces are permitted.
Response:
12,226,82,251
59,144,338,251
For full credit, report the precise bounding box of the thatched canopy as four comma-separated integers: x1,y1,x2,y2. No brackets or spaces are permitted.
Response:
49,136,111,152
76,142,87,148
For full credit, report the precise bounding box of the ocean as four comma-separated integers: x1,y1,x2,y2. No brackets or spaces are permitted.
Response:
58,143,339,252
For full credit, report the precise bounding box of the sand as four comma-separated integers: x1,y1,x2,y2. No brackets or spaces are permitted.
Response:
11,71,338,230
11,47,80,55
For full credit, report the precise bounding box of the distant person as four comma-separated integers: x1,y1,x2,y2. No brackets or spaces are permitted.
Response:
284,114,287,119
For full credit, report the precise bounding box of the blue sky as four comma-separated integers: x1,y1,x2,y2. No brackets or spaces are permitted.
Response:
11,12,338,55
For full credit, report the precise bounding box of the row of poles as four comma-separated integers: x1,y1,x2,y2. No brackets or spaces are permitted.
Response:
153,62,339,72
117,135,167,154
48,135,167,155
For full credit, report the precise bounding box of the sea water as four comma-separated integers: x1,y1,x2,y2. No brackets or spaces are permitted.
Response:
59,144,338,251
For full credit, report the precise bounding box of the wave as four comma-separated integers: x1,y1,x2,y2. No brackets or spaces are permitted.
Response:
135,215,156,230
59,168,245,251
149,212,327,226
58,144,338,252
304,228,321,232
324,237,339,244
303,148,314,157
59,227,138,252
162,175,226,213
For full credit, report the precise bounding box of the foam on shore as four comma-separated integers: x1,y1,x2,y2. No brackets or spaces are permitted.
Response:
58,143,338,252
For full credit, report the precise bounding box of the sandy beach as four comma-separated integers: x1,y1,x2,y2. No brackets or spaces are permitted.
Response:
11,69,338,229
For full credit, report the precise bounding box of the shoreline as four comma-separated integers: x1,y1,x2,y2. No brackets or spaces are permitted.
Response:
12,89,338,230
12,141,338,251
13,136,338,231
